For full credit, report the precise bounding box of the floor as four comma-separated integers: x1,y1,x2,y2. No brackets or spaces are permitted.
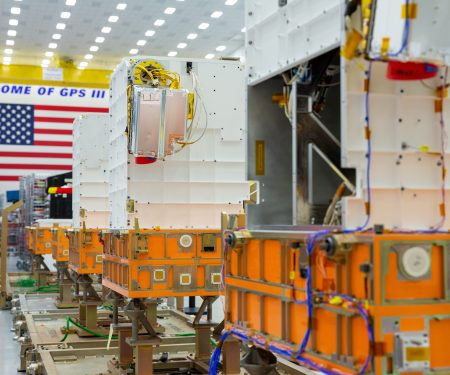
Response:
0,309,21,374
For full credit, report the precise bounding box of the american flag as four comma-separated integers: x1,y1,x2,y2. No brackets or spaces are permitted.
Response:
0,103,108,182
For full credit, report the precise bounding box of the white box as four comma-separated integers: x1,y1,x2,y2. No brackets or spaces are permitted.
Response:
109,57,250,229
72,114,110,229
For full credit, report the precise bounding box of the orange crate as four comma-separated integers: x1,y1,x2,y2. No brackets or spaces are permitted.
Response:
225,231,450,375
67,228,103,274
102,229,223,298
27,226,53,255
51,227,70,262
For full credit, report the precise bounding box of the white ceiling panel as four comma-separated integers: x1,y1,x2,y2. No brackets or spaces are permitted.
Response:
0,0,245,69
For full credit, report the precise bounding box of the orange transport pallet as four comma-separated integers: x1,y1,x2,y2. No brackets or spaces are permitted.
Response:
51,226,70,262
224,229,450,375
26,226,53,255
102,229,223,298
67,228,103,274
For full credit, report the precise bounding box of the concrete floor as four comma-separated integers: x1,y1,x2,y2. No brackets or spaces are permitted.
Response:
0,309,21,374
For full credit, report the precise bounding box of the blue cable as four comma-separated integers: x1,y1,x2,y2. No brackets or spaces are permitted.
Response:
387,0,410,58
208,331,229,375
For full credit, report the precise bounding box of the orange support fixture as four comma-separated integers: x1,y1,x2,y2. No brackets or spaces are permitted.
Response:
67,228,103,275
101,229,223,299
26,226,53,255
51,226,70,262
224,230,450,375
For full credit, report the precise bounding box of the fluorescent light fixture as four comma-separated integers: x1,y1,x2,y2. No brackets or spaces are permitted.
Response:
3,56,12,62
187,33,197,40
216,45,226,51
164,7,176,14
45,51,54,57
211,11,223,18
101,26,111,33
116,3,127,10
136,40,146,46
225,0,238,5
129,48,138,55
84,54,93,59
79,61,88,67
168,51,177,57
11,7,21,15
90,45,99,52
4,49,13,55
60,11,71,19
56,23,66,30
42,59,50,65
108,15,119,22
177,42,187,49
7,30,17,37
198,23,209,29
66,0,76,5
48,43,57,49
154,19,165,26
9,19,18,26
145,30,155,37
52,33,61,40
77,65,85,70
6,40,14,46
205,53,215,59
95,36,105,43
241,27,246,32
41,64,48,68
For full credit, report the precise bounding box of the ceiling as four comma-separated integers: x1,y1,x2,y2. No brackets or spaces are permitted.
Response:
0,0,245,70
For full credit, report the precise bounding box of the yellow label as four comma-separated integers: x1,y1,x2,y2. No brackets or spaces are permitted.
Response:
419,145,430,152
402,3,418,19
289,271,296,280
406,347,429,361
255,140,265,176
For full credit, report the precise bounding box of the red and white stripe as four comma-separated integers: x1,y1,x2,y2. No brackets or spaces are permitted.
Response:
0,104,108,182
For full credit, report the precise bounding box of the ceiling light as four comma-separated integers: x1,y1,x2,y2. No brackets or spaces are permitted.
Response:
41,63,49,68
145,30,155,37
42,59,50,65
4,49,13,55
241,27,246,32
79,61,88,67
6,40,14,46
198,23,209,30
9,19,18,26
95,36,105,43
177,43,187,49
66,0,76,5
77,65,85,70
90,45,99,52
7,30,17,37
168,51,177,57
108,15,119,23
205,53,215,59
84,54,93,60
52,33,61,40
136,40,146,46
116,3,127,10
225,0,238,5
60,11,71,19
3,56,12,63
101,26,111,33
216,45,226,51
10,7,21,15
3,61,11,65
164,7,176,14
48,43,57,49
45,51,54,57
129,48,138,55
187,33,197,40
56,23,66,30
154,19,165,26
211,11,223,18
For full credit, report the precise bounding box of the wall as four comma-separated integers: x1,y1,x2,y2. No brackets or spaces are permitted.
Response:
0,64,110,194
